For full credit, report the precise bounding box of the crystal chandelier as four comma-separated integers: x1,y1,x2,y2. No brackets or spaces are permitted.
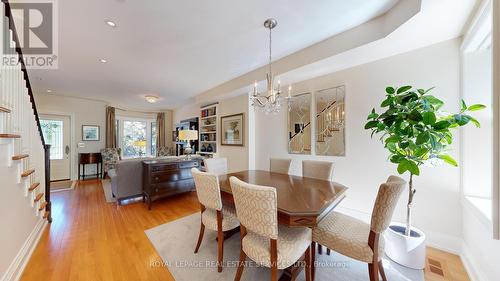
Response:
250,18,291,114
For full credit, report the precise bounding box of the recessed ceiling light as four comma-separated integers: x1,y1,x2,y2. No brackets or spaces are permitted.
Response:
46,89,52,93
99,58,108,63
105,20,117,28
145,95,159,103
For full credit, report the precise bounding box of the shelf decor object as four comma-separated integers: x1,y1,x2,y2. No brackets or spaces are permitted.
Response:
221,113,244,146
250,18,292,114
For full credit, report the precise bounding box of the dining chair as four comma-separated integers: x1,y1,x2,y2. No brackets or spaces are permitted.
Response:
311,175,406,281
270,158,292,174
302,159,334,255
230,176,312,281
191,168,240,272
204,157,228,176
302,160,334,180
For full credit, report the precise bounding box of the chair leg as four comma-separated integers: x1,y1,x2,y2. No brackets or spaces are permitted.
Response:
378,260,387,281
311,242,316,281
305,245,312,281
368,262,380,281
234,248,247,281
271,239,278,281
217,210,224,272
194,220,205,254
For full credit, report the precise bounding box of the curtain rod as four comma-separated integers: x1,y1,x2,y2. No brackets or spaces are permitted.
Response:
112,106,166,115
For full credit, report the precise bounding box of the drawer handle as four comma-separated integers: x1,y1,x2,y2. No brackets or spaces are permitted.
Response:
155,177,159,181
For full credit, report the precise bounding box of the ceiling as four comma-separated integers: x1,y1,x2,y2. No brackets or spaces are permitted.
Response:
28,0,399,110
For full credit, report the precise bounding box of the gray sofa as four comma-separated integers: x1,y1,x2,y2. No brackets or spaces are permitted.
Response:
108,158,154,204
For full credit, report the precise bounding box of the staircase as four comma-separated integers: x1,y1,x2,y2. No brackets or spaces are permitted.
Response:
0,1,51,222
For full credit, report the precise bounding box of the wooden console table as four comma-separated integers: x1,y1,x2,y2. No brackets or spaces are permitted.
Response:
78,153,103,180
142,158,202,210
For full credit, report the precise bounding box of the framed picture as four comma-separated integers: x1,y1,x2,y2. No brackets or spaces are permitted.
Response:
221,113,244,146
82,125,100,141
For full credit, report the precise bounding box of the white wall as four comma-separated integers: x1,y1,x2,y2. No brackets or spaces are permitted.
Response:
174,95,251,173
254,38,463,250
33,94,107,180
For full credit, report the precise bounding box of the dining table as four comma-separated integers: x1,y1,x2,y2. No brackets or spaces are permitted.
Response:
218,170,348,281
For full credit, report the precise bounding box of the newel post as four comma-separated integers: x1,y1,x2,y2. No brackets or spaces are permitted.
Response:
44,144,52,223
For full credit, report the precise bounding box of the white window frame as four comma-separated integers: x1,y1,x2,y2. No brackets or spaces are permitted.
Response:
116,116,156,158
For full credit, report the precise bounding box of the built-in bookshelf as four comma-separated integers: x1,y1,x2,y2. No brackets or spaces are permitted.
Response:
198,103,218,158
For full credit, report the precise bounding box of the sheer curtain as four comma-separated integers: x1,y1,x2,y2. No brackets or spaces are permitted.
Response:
156,112,166,153
106,106,117,148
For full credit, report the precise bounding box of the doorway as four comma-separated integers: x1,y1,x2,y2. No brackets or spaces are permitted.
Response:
40,114,71,181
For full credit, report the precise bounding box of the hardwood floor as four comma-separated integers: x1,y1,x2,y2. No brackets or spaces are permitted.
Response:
21,179,470,281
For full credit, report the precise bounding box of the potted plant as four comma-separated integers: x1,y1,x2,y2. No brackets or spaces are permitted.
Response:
364,86,485,269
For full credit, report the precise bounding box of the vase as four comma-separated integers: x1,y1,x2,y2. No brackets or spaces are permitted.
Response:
385,222,426,269
206,144,213,152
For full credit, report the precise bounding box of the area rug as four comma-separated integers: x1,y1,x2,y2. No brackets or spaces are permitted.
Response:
145,213,424,281
101,179,116,203
50,180,75,192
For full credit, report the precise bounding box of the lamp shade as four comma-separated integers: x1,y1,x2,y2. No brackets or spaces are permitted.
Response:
178,130,198,141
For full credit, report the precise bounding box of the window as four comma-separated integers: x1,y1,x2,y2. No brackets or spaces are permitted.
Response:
40,119,64,159
116,116,156,158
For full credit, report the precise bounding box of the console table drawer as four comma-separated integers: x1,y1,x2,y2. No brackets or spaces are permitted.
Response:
179,161,199,169
152,163,178,172
152,169,194,183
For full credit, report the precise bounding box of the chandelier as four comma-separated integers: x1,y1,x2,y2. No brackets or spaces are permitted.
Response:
250,18,291,114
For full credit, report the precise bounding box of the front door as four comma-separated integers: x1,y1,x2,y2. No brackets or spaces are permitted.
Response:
40,114,71,181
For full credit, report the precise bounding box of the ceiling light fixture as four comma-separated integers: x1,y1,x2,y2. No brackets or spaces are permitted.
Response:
99,58,108,63
46,89,52,93
145,95,159,103
250,18,292,114
105,20,117,27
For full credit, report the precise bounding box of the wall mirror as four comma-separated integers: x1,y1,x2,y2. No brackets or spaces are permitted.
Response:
315,85,345,156
288,92,311,154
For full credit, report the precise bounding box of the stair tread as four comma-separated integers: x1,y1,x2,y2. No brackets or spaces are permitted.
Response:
21,169,35,177
12,154,29,160
43,211,49,219
0,134,21,138
38,202,47,211
34,193,44,202
0,106,11,113
28,182,40,191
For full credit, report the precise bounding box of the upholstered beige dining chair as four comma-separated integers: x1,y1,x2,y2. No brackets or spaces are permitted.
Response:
302,160,334,180
230,176,312,281
204,157,228,176
191,168,240,272
312,176,406,281
270,158,292,174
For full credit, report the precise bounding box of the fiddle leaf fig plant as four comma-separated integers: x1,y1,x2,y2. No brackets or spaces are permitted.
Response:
365,86,485,236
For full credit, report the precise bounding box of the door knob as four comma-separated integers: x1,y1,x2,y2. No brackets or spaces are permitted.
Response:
65,145,70,154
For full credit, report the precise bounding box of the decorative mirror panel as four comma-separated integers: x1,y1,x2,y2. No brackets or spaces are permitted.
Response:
288,93,312,154
315,86,345,156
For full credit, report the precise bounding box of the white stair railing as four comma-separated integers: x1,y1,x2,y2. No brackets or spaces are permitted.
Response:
0,0,50,221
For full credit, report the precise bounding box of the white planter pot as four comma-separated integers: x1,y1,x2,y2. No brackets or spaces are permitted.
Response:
384,222,426,269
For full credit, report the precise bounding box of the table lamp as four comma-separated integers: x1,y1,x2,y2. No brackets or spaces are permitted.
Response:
178,130,198,159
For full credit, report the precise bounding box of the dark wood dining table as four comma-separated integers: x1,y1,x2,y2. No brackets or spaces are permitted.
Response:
218,170,348,280
219,170,348,227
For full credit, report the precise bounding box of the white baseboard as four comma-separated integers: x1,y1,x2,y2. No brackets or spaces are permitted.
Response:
0,219,47,281
460,241,489,281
